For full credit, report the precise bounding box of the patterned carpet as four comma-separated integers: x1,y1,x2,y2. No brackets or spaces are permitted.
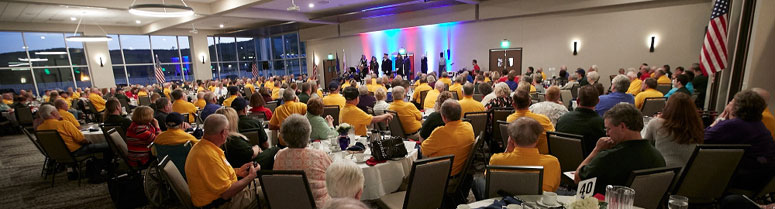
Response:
0,134,115,209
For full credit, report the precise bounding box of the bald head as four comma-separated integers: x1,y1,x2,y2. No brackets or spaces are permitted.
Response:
752,88,771,104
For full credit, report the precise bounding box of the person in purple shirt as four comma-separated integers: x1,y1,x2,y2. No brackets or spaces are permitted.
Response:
199,92,221,121
705,90,775,191
356,85,376,113
594,75,634,116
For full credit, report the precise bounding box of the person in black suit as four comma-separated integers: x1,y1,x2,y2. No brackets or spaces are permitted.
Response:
381,53,392,77
395,54,404,77
402,55,411,79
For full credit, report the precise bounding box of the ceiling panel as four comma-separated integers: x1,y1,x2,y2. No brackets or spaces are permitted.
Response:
180,16,272,30
252,0,386,14
1,3,28,21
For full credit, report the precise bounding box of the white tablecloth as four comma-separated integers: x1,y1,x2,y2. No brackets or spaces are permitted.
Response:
312,139,419,200
467,195,644,209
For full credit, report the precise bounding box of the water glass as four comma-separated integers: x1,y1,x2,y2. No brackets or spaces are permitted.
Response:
668,195,688,209
605,185,635,209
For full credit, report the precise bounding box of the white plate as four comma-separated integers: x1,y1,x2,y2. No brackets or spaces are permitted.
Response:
536,199,562,208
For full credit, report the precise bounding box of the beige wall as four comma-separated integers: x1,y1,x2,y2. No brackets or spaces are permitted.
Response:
743,0,775,111
304,0,712,89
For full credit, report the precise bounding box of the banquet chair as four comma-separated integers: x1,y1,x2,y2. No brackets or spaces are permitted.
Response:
672,144,749,204
386,110,406,138
378,155,454,209
100,124,127,143
158,156,195,209
626,166,682,209
452,92,459,100
240,128,266,149
497,121,509,150
570,84,580,100
419,90,429,108
153,141,192,180
536,93,546,102
464,111,488,139
22,127,52,178
489,108,514,152
265,101,278,113
258,170,316,209
641,97,667,117
244,87,253,99
87,102,103,123
14,106,34,130
485,165,544,198
35,130,94,187
323,105,340,126
560,90,573,110
138,96,151,106
248,111,267,121
473,93,484,102
546,131,585,172
656,84,672,95
446,133,485,205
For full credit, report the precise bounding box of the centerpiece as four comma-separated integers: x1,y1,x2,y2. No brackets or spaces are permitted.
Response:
335,123,353,151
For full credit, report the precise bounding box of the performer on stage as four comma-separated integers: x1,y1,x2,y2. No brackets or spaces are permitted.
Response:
395,54,404,78
370,56,379,76
381,53,392,77
438,52,446,77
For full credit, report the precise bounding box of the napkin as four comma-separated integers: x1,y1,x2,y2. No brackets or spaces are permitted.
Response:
365,157,387,166
346,142,366,152
477,196,523,209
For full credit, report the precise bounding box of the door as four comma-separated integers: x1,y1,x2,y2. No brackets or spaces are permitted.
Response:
323,60,337,89
489,48,523,76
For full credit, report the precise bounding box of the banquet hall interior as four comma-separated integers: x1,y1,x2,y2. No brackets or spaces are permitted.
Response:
1,0,774,208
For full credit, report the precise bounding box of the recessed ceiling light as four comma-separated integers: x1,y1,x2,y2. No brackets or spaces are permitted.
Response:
135,20,142,24
309,3,315,8
70,17,77,21
40,36,46,40
219,24,224,28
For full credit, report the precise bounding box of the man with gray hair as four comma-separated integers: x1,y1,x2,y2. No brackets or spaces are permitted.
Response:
575,103,665,194
186,114,260,208
388,86,423,140
594,75,634,116
322,198,369,209
421,100,475,176
325,160,365,199
422,81,448,110
200,92,221,121
268,89,307,146
37,104,108,156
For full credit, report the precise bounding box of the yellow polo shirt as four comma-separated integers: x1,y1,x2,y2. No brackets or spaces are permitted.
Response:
72,92,81,99
657,75,671,84
541,72,547,80
412,83,432,103
459,96,485,115
634,88,664,110
245,83,255,93
3,99,13,105
154,128,199,145
322,93,346,109
164,88,172,99
439,78,452,86
490,147,561,192
37,119,85,152
449,83,463,99
197,86,205,93
366,84,377,93
423,90,440,110
223,95,238,107
340,103,373,136
421,120,475,176
63,97,73,109
172,99,197,123
506,109,554,154
484,77,491,83
185,139,238,207
265,81,275,92
268,101,307,146
89,93,106,112
137,91,148,98
194,99,206,110
388,100,422,134
627,79,643,96
316,89,323,98
762,108,775,140
271,88,281,101
59,109,80,128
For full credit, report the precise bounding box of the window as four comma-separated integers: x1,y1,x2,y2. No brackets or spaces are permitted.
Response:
208,32,306,79
110,34,193,86
120,35,153,64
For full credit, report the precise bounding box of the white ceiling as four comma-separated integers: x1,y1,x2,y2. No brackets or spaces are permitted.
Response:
252,0,386,14
0,2,166,26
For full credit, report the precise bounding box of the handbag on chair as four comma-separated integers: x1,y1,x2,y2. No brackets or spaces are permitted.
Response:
369,136,408,161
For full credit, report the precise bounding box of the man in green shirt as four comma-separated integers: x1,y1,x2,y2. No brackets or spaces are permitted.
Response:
556,86,605,157
574,103,666,194
298,82,312,104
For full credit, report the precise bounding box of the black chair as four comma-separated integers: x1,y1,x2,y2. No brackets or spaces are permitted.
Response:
378,155,454,209
100,124,127,142
419,90,429,108
157,156,195,209
386,110,406,138
464,111,488,139
641,97,667,117
14,106,34,129
154,142,193,181
672,144,749,204
656,84,672,95
489,108,514,152
472,94,484,102
560,90,573,110
497,120,509,150
265,101,278,113
35,130,94,187
485,165,544,198
446,133,485,204
626,166,682,209
323,105,340,126
546,131,585,172
22,127,52,178
240,128,267,149
138,96,151,106
258,170,316,209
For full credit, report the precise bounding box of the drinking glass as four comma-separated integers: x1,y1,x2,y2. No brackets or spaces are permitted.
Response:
668,195,689,209
605,185,635,209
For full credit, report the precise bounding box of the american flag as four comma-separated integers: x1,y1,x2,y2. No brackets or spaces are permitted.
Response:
699,0,729,76
251,61,258,78
154,55,165,84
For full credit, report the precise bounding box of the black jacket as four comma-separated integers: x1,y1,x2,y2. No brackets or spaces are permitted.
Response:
381,59,393,75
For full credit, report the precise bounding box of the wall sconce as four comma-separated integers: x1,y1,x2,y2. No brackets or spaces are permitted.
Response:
201,55,206,64
327,54,334,60
99,57,104,67
649,36,656,52
572,41,579,56
500,39,510,48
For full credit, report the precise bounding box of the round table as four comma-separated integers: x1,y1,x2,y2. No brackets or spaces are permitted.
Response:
467,195,644,209
310,139,419,200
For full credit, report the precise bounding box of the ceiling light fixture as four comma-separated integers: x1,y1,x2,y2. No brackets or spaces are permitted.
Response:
219,24,224,28
189,23,199,34
65,15,112,42
287,0,301,11
128,0,195,18
35,51,68,55
70,17,77,21
309,3,315,8
19,58,49,62
136,20,142,24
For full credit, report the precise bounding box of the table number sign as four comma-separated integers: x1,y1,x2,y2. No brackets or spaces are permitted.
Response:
576,177,597,198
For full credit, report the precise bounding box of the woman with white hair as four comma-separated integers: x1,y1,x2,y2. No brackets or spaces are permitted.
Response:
373,88,389,115
356,85,375,112
325,161,364,199
484,82,514,110
587,71,605,95
273,114,332,208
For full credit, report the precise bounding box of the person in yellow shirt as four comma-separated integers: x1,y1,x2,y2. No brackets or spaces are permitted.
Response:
538,67,547,80
268,90,308,146
194,93,206,110
185,114,259,208
244,79,256,94
634,78,664,110
438,72,452,87
459,83,486,115
223,86,240,107
137,88,149,98
421,99,475,176
171,89,197,123
36,104,108,156
322,82,346,109
656,69,671,84
423,82,446,111
163,83,172,99
506,90,554,154
474,117,561,196
340,86,393,136
54,99,80,129
626,71,643,96
88,88,107,112
270,82,282,101
265,79,275,93
365,75,377,93
752,88,775,139
448,76,464,100
154,112,198,145
412,77,433,105
387,87,422,139
3,93,14,105
313,81,324,98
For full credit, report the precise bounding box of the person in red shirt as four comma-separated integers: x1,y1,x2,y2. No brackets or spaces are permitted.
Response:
472,59,481,76
248,93,272,120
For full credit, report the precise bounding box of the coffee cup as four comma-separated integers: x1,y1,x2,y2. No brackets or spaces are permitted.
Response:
355,153,365,162
542,191,558,205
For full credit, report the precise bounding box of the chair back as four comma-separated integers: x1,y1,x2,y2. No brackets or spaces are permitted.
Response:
100,124,127,142
656,84,672,94
138,96,151,106
22,127,47,157
323,105,340,126
641,97,667,117
248,111,267,121
626,166,682,209
14,106,34,127
570,84,580,99
497,121,509,149
451,134,485,193
419,90,429,108
485,165,544,198
266,101,278,112
546,131,585,172
464,111,488,138
158,156,195,209
403,155,454,209
673,144,749,204
258,170,316,209
386,110,406,137
240,128,264,147
154,141,192,180
560,90,572,109
490,108,514,147
536,93,546,102
105,128,133,170
35,130,77,164
756,176,775,199
473,93,484,102
451,93,459,100
118,98,130,113
244,87,253,98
